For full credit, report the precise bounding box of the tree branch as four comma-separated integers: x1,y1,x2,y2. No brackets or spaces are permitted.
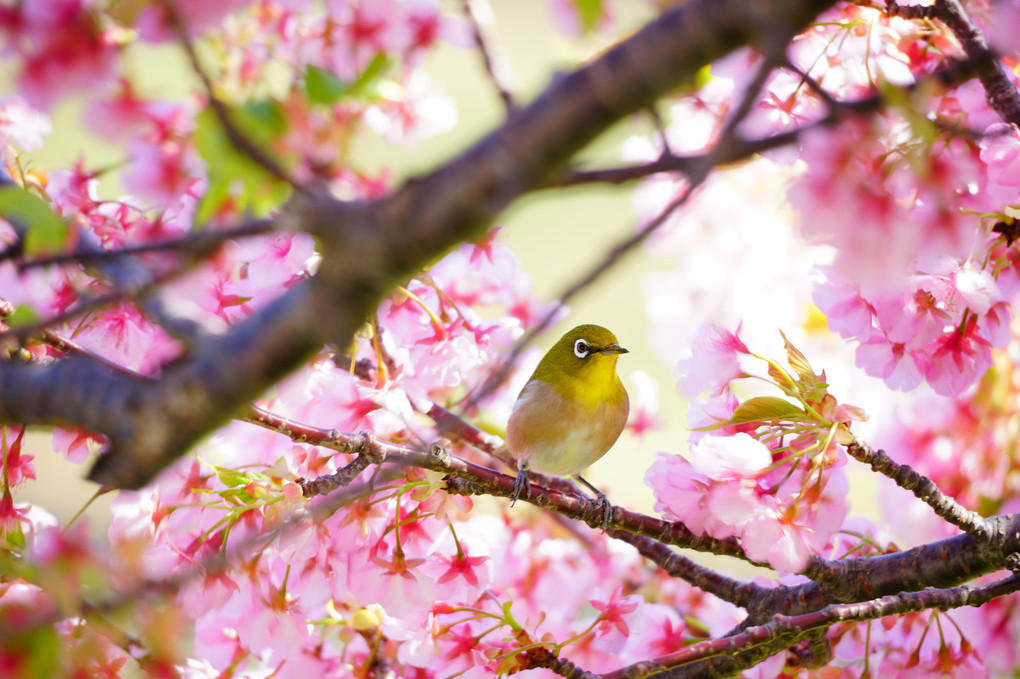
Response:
890,0,1020,125
163,0,303,191
557,52,993,188
602,574,1020,679
18,218,273,271
459,0,517,111
6,0,843,489
847,438,990,538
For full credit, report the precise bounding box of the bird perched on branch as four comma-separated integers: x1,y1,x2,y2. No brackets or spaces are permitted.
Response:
506,324,629,527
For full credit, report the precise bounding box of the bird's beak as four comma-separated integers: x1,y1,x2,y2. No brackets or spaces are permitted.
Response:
599,344,629,355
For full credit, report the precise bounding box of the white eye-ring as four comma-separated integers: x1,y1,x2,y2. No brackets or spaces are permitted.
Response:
574,338,590,359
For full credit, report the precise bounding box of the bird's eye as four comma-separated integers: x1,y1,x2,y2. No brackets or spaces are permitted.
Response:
574,339,590,358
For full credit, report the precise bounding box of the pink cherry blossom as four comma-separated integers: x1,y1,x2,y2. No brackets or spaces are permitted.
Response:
0,0,120,110
645,452,712,533
811,273,875,341
590,586,641,653
364,71,457,146
925,316,993,397
0,96,50,150
690,433,771,479
855,336,926,391
677,324,750,397
980,122,1020,202
123,136,202,208
2,426,34,486
316,0,411,81
135,0,253,42
953,266,1001,315
404,0,473,58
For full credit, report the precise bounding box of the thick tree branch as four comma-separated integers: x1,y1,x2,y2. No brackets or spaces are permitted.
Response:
65,0,833,487
602,574,1020,679
86,281,323,487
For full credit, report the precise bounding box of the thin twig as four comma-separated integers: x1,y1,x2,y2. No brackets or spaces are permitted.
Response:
463,166,708,412
424,400,506,457
459,0,517,111
611,531,763,609
19,219,274,271
162,0,305,192
38,329,149,378
715,54,779,146
331,352,377,382
0,259,198,345
558,53,992,188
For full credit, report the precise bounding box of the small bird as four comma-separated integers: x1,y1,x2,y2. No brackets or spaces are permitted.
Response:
506,324,629,526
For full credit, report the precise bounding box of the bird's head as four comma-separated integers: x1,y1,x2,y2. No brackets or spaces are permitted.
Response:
532,324,628,398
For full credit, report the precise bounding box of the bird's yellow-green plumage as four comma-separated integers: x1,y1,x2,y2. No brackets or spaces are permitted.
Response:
507,324,629,478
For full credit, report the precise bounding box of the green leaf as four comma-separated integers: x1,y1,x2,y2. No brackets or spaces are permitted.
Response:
730,396,805,424
306,65,350,104
356,54,390,93
215,466,254,488
0,187,68,256
4,304,39,328
304,56,391,105
193,102,292,223
243,99,289,139
573,0,603,33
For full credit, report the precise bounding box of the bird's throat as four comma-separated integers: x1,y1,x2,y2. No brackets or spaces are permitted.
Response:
554,357,626,410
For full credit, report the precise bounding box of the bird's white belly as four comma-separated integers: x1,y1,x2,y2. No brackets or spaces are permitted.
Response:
506,379,628,477
526,426,606,476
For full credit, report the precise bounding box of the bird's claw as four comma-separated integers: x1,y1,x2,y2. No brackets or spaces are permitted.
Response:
511,468,530,505
575,475,613,531
591,491,613,532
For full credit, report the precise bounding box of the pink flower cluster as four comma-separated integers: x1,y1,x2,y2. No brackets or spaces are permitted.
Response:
647,435,848,574
790,117,986,298
0,171,671,676
813,264,1009,397
7,0,1020,676
633,6,1020,402
100,461,739,677
651,325,853,573
0,0,119,110
784,67,1020,399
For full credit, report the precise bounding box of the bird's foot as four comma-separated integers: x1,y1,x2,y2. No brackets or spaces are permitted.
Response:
577,475,614,532
591,491,613,532
511,468,530,506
